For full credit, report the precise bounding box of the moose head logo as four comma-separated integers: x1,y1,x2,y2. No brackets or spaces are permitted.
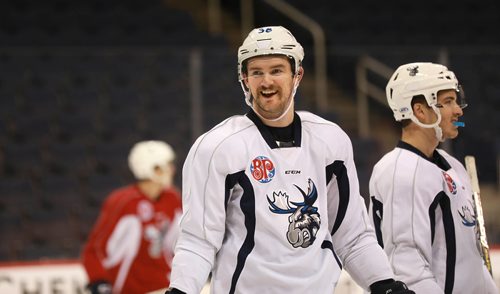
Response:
407,65,419,76
267,179,321,248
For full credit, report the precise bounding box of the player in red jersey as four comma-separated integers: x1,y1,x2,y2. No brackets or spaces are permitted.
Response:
81,140,182,294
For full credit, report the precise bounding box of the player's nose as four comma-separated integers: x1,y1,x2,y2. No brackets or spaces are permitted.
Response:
260,73,275,85
455,105,464,117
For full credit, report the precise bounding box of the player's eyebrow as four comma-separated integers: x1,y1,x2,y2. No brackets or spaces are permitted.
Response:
247,63,287,71
440,95,456,101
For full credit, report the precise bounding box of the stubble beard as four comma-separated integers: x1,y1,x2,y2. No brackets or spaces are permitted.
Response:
253,92,292,120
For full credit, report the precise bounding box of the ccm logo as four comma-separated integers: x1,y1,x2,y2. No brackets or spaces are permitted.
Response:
285,170,301,175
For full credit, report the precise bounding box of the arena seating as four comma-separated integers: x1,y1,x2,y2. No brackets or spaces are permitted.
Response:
227,0,500,183
0,0,236,260
0,0,499,261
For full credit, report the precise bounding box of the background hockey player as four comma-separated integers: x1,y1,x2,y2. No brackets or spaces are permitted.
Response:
81,140,182,294
369,62,498,293
165,26,413,294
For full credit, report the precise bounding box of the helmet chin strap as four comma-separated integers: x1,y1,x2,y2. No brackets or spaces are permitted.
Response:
244,75,300,123
410,105,444,142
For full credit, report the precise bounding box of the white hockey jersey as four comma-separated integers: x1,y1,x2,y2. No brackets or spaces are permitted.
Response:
369,141,498,294
169,110,394,294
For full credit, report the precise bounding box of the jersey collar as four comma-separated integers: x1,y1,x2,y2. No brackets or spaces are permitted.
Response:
397,140,451,170
246,109,302,149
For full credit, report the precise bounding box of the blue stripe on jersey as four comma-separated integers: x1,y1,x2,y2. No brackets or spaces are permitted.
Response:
429,191,456,294
326,160,350,236
429,194,440,245
225,171,256,294
321,240,342,269
370,196,384,248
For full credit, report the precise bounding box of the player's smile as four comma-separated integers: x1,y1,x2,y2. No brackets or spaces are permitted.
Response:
260,89,278,98
245,55,296,120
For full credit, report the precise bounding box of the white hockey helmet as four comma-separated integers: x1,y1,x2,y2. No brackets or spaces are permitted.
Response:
386,62,463,122
238,26,304,106
128,140,175,181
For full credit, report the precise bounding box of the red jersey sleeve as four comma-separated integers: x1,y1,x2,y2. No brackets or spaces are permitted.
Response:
81,189,126,283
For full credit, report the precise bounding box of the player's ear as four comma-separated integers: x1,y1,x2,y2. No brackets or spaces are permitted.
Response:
412,101,428,120
296,67,304,81
292,67,303,87
242,73,250,89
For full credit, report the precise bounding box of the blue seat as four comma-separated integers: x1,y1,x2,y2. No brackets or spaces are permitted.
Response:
0,177,37,216
9,112,57,145
2,142,44,177
55,112,98,145
44,142,93,176
84,173,125,207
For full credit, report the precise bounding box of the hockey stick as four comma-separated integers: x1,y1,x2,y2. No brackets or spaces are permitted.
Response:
464,155,492,275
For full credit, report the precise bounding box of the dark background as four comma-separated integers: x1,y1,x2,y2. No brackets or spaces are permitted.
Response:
0,0,498,261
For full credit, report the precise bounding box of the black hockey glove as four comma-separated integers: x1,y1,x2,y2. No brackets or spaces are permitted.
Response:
370,279,415,294
165,288,186,294
86,280,112,294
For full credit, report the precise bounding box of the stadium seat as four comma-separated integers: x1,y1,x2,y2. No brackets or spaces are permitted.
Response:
83,173,125,208
2,142,44,177
0,177,38,216
37,174,84,212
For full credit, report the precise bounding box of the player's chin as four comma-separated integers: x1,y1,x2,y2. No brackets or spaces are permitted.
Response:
256,107,282,120
446,129,460,139
262,112,283,120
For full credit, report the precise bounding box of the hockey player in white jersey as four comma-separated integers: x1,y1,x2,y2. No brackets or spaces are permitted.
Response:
369,62,498,293
165,26,414,294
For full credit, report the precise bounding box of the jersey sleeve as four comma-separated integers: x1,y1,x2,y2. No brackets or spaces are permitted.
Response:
326,132,394,290
81,194,118,283
369,156,443,292
169,135,229,293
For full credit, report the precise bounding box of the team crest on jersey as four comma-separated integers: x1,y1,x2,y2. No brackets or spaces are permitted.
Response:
267,179,321,248
442,171,457,195
250,156,275,183
458,202,476,227
137,200,154,221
